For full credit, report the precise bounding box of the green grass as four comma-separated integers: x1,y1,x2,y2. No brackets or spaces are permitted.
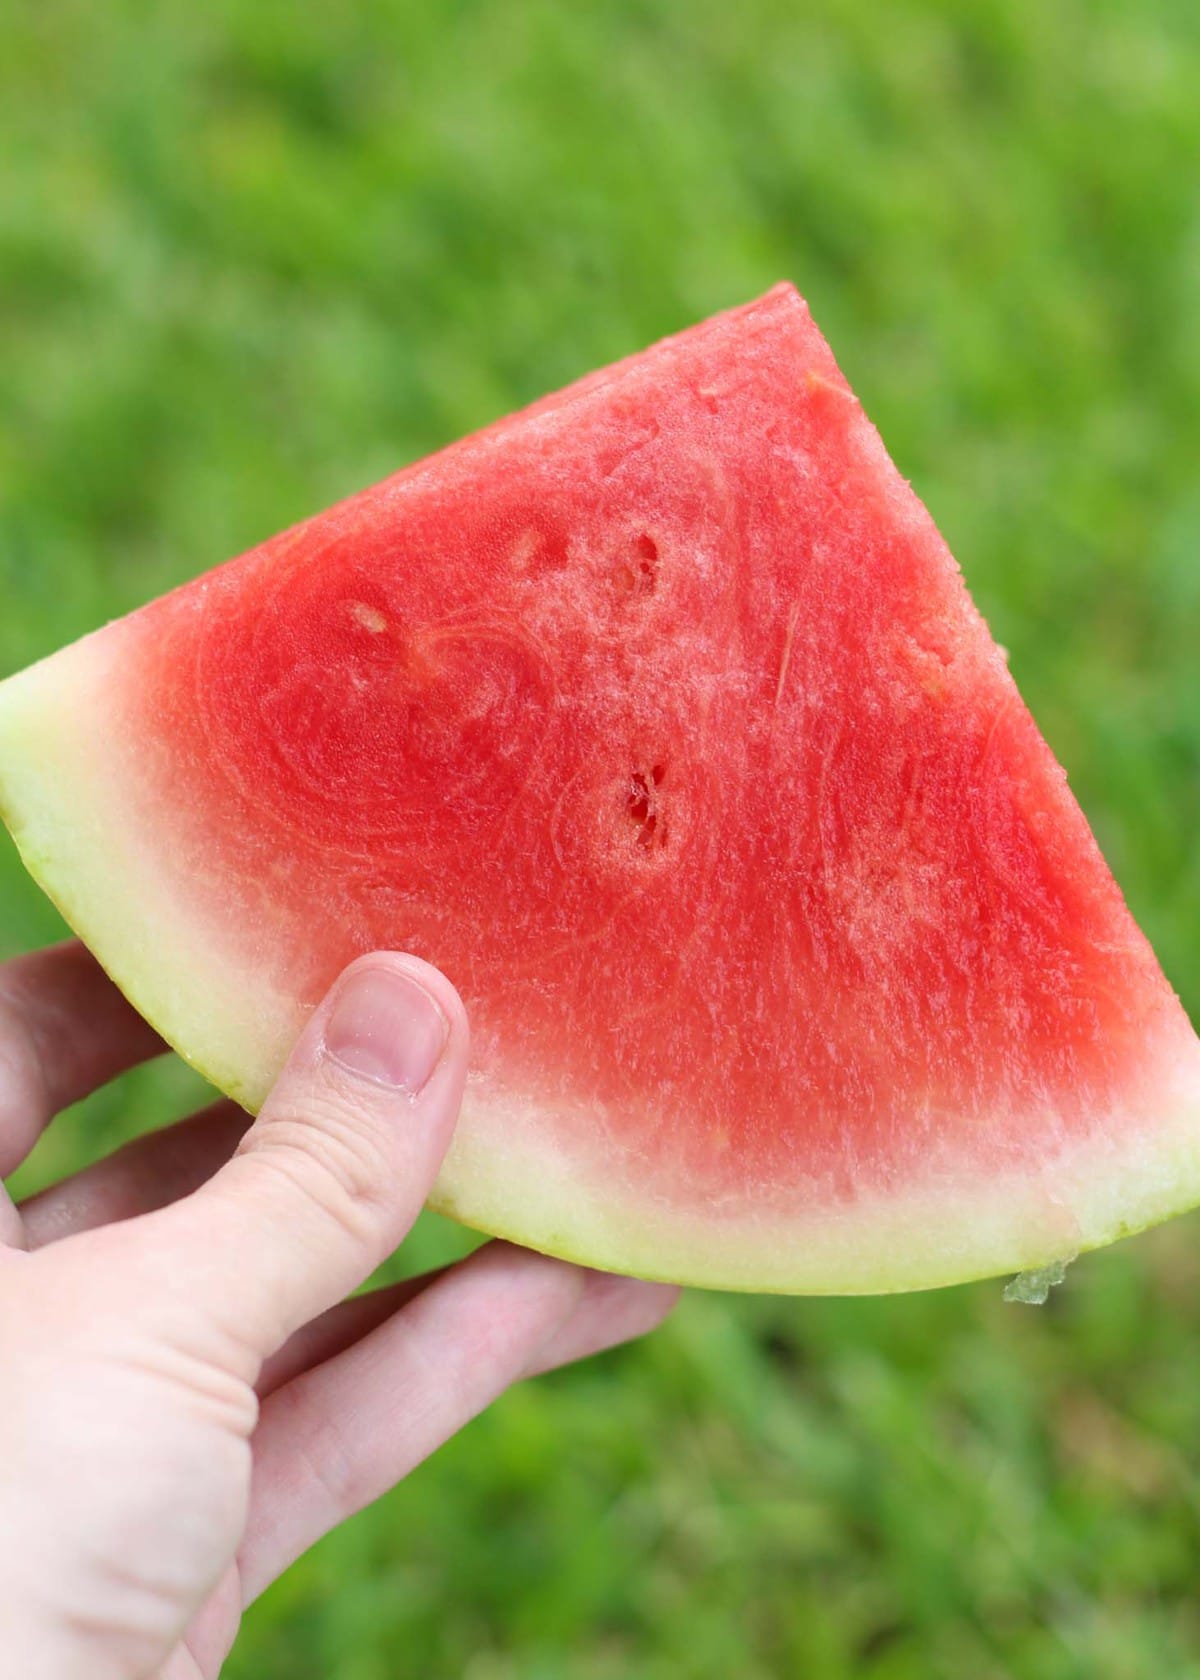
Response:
3,0,1200,1673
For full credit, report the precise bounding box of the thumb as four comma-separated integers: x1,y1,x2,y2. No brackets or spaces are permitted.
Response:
143,953,468,1366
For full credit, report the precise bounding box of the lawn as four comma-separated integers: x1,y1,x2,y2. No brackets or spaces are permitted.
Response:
3,1,1200,1674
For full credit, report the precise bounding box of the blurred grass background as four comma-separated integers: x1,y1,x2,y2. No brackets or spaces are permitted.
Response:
3,0,1200,1674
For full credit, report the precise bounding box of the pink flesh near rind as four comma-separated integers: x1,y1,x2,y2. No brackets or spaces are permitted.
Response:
0,283,1198,1293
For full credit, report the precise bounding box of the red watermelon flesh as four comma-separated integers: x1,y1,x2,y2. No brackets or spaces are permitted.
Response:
1,283,1197,1293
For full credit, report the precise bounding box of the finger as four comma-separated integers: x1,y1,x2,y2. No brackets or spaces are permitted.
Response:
139,953,468,1366
256,1270,444,1397
0,941,165,1175
239,1243,587,1601
524,1268,679,1377
255,1245,678,1400
18,1100,250,1248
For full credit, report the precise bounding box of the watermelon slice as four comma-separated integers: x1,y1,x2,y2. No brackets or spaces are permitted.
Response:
1,284,1197,1294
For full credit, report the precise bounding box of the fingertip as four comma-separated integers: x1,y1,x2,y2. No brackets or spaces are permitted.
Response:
580,1269,682,1328
328,952,468,1037
311,953,468,1095
524,1267,680,1377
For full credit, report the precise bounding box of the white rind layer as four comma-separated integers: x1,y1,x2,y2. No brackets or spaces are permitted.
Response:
3,631,1200,1293
431,1064,1200,1292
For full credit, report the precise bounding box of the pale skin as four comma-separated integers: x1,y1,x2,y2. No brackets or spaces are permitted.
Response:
0,943,678,1678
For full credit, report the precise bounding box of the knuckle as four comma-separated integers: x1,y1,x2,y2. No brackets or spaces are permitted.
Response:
237,1096,396,1250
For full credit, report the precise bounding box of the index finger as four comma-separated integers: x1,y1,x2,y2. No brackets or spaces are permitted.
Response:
0,941,165,1176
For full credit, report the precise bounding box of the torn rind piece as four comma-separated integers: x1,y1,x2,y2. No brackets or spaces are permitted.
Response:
1002,1256,1074,1305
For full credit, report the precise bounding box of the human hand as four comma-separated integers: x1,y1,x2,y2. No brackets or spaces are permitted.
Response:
0,943,677,1679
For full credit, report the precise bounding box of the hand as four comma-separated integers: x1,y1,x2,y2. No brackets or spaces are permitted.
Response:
0,943,676,1679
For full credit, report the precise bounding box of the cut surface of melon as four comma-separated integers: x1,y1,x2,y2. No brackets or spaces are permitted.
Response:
1,284,1198,1293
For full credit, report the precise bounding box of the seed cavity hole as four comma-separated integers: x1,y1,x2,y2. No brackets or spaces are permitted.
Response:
615,534,659,597
625,761,667,848
349,601,388,634
511,527,571,575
